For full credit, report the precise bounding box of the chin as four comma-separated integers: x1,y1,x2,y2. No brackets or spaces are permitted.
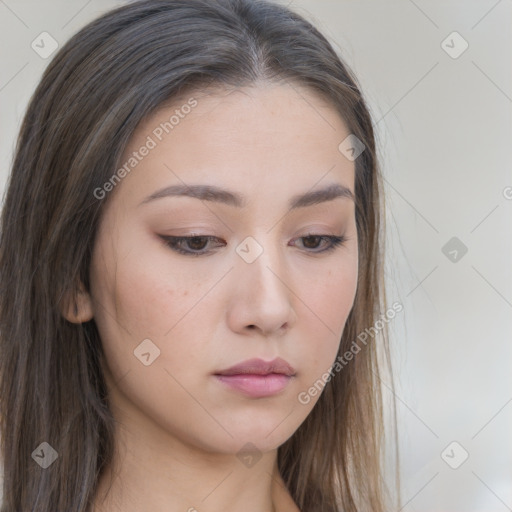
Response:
222,416,300,453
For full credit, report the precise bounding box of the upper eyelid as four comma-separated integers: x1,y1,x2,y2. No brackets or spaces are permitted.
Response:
162,233,341,242
160,233,345,253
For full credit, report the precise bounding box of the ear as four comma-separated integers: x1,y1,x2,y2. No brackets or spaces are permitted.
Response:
60,280,94,324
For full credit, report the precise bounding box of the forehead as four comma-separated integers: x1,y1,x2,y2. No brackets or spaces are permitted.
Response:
112,83,355,211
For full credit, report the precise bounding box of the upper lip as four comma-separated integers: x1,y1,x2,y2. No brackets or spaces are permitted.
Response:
215,357,296,376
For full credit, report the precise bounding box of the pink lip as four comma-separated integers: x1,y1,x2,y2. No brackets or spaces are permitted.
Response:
215,374,292,398
214,357,296,398
215,357,296,377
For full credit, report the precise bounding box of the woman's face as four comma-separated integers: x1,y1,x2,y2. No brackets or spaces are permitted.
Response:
87,83,358,455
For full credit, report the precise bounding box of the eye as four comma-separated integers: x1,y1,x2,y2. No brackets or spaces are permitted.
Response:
292,234,346,253
160,235,225,256
160,233,346,257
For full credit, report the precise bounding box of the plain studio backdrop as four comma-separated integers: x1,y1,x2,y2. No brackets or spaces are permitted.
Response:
0,1,511,511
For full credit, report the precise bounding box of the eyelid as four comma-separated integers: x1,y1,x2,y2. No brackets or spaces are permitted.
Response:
159,233,347,257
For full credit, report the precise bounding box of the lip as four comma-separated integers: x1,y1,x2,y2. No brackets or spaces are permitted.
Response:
214,357,296,398
214,357,296,377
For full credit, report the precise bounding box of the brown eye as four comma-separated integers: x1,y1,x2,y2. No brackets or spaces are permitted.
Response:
160,235,225,257
293,234,346,253
301,235,323,249
186,236,209,251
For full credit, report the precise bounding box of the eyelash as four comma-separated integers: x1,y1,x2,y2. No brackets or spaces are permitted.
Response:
160,233,346,257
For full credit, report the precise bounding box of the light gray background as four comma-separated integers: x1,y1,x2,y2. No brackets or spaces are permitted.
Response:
1,1,511,510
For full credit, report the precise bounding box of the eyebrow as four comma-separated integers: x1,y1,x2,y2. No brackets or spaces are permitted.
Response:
138,182,354,210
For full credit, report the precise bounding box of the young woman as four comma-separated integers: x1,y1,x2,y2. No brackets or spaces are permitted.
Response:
0,0,399,510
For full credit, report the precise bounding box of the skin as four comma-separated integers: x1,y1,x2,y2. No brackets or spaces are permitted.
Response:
66,82,358,512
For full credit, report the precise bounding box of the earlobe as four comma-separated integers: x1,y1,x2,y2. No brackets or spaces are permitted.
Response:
61,282,94,324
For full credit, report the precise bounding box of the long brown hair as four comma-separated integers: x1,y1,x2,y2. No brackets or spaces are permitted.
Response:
0,0,400,510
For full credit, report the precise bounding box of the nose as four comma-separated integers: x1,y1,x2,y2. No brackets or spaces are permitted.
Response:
226,238,297,337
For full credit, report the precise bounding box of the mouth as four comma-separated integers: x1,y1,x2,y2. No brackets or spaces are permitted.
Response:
214,373,293,398
214,357,296,398
214,357,296,377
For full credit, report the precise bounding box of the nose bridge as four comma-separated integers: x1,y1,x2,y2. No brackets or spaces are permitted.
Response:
236,232,285,290
233,232,293,329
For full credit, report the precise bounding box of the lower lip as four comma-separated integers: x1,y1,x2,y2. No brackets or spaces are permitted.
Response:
214,374,292,398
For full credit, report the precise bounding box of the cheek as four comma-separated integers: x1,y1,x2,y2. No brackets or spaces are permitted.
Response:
92,254,212,419
96,246,198,337
295,258,358,380
298,255,357,333
92,243,214,384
